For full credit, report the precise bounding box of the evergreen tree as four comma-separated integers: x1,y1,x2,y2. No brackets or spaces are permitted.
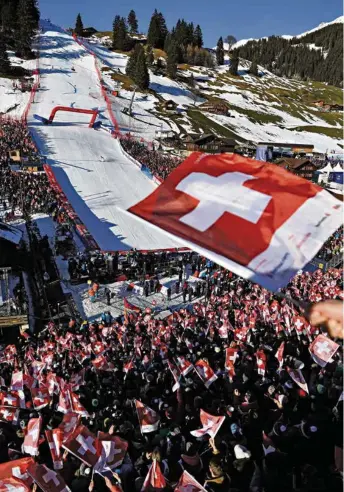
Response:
216,36,224,65
229,54,239,75
147,10,167,49
0,32,10,74
194,25,203,48
166,41,178,79
127,9,138,34
146,46,154,66
134,44,150,90
147,10,160,48
112,16,128,51
249,61,258,76
164,32,172,53
16,0,35,58
74,13,83,36
126,44,139,79
112,16,120,49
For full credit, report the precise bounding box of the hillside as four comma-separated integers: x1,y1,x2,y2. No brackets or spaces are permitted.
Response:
84,32,343,154
232,18,343,87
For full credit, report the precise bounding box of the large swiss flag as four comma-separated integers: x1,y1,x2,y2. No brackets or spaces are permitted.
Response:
128,153,342,290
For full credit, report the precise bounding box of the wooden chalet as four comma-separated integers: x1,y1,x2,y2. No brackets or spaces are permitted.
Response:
275,157,317,181
199,100,230,115
185,134,236,153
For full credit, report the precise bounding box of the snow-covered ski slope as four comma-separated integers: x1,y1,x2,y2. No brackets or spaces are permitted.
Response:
29,21,179,251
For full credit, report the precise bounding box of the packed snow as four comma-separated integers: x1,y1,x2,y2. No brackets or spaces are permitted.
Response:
28,21,180,251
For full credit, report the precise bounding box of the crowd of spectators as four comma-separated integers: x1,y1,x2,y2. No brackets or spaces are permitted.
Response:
0,118,38,170
0,266,341,492
316,226,343,262
120,138,182,181
0,169,57,219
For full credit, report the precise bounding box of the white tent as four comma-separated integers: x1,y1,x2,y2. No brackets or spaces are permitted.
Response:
317,163,333,184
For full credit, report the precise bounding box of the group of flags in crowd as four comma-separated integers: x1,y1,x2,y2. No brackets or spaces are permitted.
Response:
0,266,341,490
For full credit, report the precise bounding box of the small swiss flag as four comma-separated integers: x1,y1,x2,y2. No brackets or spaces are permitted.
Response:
309,334,339,367
128,153,342,290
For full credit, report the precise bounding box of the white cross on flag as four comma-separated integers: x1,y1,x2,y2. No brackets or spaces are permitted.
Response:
10,371,23,392
62,425,101,467
174,470,207,491
58,413,80,443
27,462,71,492
194,359,217,388
70,392,89,417
309,334,339,367
0,457,34,486
57,390,73,414
225,347,238,382
96,432,128,471
190,409,225,438
31,387,51,410
127,153,343,291
286,367,309,394
176,356,193,376
275,342,285,370
141,460,166,491
45,429,63,470
0,406,19,425
1,391,22,408
0,477,30,492
255,350,267,376
135,400,160,433
22,417,42,456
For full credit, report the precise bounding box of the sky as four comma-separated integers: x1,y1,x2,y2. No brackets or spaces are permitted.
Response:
39,0,343,47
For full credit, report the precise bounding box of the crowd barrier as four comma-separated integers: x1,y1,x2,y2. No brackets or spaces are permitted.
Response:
43,164,99,251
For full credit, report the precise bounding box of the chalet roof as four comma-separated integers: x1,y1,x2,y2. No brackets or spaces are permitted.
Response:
275,158,313,170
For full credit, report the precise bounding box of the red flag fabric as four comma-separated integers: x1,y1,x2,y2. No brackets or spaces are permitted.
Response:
128,152,342,291
134,400,160,433
10,371,23,392
22,417,42,456
31,387,51,410
92,355,114,372
96,432,128,471
0,457,34,483
62,425,101,467
123,298,141,313
286,367,309,394
194,359,217,388
70,392,89,417
255,350,267,376
57,390,72,414
27,462,71,492
176,356,193,376
309,334,339,367
58,413,80,443
225,347,238,367
0,406,19,424
0,477,30,491
190,409,225,438
141,460,166,491
45,429,63,470
174,470,207,491
275,342,285,370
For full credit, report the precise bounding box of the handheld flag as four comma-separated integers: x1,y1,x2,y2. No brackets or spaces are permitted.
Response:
128,153,342,291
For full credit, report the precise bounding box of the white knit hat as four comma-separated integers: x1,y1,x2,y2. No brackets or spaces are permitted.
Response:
234,444,251,460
